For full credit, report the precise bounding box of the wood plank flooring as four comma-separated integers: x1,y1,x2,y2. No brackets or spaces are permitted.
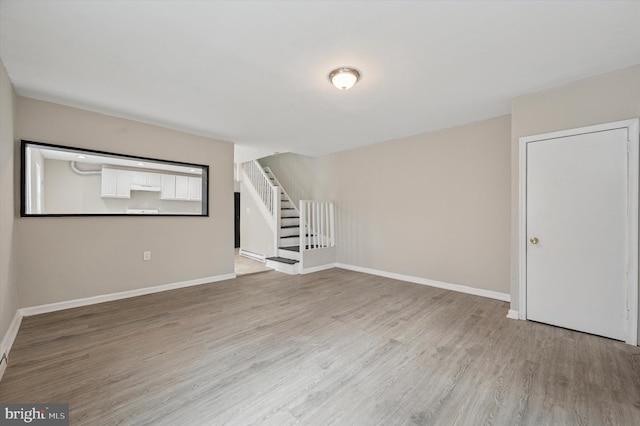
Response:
1,269,639,425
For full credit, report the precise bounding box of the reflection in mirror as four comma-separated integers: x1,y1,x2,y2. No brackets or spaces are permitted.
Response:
21,141,209,216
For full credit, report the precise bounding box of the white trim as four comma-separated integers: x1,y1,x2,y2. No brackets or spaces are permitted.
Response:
0,311,23,382
518,118,639,345
301,263,337,275
0,312,23,356
239,249,266,262
19,273,236,317
626,119,639,345
506,310,519,320
265,259,300,275
335,263,510,302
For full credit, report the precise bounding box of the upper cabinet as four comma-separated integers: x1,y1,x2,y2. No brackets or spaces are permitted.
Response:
188,177,202,201
22,140,209,216
131,171,162,188
160,174,201,201
101,167,131,198
103,168,201,201
175,175,189,200
160,174,176,199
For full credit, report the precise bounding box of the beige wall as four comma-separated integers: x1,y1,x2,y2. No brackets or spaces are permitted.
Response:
16,97,234,307
511,64,640,339
263,116,512,295
0,61,19,343
259,153,318,207
328,115,511,293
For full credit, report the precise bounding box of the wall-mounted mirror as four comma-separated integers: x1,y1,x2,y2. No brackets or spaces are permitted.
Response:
21,140,209,216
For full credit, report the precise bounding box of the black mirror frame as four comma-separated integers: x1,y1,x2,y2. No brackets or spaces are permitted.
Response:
20,140,210,217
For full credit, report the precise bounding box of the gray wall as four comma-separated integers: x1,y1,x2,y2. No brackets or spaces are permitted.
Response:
16,97,235,307
263,115,512,295
511,64,640,340
0,60,19,345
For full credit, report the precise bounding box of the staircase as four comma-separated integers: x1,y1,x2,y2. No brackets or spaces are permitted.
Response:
241,160,335,274
263,167,302,274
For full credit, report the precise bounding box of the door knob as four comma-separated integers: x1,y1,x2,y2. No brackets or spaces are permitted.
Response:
529,237,539,244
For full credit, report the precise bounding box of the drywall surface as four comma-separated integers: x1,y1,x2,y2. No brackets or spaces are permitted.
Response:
264,116,511,294
16,97,234,307
0,60,19,344
511,64,640,339
326,115,511,294
239,180,275,258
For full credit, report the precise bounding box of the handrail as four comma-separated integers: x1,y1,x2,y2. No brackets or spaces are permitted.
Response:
263,166,299,214
242,160,277,218
300,200,335,251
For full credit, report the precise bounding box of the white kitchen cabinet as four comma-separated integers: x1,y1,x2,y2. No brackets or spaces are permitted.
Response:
147,173,162,186
160,174,176,199
175,176,189,200
160,174,201,201
132,171,162,187
188,177,202,201
101,168,117,197
101,167,131,198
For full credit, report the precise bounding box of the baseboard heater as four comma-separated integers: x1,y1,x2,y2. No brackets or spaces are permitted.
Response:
239,249,265,262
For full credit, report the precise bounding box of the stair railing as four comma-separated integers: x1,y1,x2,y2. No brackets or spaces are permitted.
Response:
263,167,299,214
242,160,281,254
300,200,335,251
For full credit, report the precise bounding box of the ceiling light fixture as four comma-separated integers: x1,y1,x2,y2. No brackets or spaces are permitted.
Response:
329,67,360,90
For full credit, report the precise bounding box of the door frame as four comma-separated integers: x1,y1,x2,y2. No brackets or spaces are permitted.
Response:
518,118,639,345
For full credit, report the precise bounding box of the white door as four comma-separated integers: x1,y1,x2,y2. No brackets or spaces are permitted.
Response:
526,127,633,341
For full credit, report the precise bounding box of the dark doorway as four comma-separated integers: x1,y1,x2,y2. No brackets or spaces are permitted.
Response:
234,192,240,248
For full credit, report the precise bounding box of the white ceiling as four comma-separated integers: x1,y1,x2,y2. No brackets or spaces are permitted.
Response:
1,1,639,163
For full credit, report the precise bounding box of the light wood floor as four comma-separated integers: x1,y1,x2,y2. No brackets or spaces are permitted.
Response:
1,269,639,425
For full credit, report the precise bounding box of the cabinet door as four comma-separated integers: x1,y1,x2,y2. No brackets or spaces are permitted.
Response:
161,174,176,199
188,177,202,201
101,168,117,197
175,176,189,200
130,171,146,185
116,171,132,198
147,173,162,186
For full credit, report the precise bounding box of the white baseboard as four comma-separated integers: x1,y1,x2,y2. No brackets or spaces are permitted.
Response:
334,263,511,302
301,263,337,275
19,273,237,317
0,311,23,382
239,249,265,262
506,309,520,320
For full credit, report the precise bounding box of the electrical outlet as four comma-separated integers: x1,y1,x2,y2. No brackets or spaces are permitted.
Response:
143,251,151,261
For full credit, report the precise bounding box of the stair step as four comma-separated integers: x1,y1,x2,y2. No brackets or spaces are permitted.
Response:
265,256,299,265
278,245,322,252
280,235,300,239
281,225,299,229
281,207,295,210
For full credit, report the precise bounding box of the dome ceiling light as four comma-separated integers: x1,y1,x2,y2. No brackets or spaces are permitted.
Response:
329,67,360,90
